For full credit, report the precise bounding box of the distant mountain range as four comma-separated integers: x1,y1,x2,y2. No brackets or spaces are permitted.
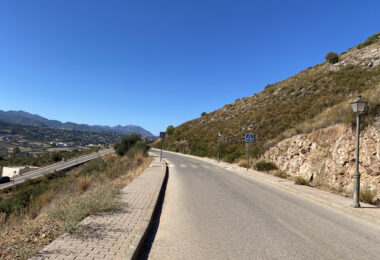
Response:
0,110,154,138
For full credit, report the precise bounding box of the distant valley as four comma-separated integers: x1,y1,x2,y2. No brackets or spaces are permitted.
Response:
0,110,154,138
0,109,154,161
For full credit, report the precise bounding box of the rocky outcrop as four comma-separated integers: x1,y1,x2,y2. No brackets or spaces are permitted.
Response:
264,124,380,198
329,42,380,71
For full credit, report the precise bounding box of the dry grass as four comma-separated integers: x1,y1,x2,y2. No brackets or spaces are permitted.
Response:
360,186,378,205
40,190,54,207
294,176,310,186
49,185,120,234
273,170,288,179
266,83,380,146
0,153,153,259
76,176,92,192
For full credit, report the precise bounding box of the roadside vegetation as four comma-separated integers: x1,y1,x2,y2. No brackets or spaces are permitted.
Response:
254,161,277,171
0,148,100,170
0,134,152,259
154,32,380,164
294,177,310,186
360,186,378,205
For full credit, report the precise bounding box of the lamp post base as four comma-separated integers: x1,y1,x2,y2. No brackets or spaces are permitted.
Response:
352,172,361,208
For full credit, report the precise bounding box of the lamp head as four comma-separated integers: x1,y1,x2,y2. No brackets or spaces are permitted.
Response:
351,96,367,114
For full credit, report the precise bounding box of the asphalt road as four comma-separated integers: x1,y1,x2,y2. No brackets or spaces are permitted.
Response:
0,149,112,189
145,151,380,260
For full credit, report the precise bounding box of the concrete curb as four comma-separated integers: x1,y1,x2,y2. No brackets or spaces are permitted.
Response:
154,148,380,227
123,157,168,260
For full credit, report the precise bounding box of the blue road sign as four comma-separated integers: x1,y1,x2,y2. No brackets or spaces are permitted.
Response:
245,134,254,143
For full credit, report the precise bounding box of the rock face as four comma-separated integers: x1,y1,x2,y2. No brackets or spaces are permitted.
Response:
264,124,380,198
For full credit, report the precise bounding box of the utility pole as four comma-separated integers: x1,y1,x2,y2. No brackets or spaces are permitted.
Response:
247,142,250,171
217,132,221,163
159,132,166,162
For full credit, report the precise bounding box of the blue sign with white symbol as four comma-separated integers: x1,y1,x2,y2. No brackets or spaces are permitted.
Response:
245,134,254,143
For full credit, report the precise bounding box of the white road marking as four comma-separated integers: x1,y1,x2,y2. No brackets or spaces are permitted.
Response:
191,164,198,168
168,164,175,168
180,164,187,168
202,165,209,169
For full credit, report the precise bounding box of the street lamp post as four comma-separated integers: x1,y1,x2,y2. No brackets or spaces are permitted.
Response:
351,96,367,208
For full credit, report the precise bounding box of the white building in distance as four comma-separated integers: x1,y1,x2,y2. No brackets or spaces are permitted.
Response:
2,166,38,178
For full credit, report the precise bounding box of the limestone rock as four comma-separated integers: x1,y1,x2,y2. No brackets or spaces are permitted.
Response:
264,124,380,199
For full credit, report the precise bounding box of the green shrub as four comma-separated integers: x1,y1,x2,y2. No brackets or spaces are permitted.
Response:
173,129,181,139
224,151,243,163
254,161,277,171
77,158,106,177
201,112,207,116
357,32,380,49
294,176,310,186
325,52,339,64
113,134,142,156
166,125,174,136
127,141,150,158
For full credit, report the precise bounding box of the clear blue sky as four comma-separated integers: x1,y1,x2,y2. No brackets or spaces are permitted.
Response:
0,1,379,135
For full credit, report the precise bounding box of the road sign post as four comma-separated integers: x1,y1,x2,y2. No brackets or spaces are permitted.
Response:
245,134,254,171
217,132,221,163
159,132,166,162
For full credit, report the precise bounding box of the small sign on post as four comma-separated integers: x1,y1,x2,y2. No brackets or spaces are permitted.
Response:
159,132,166,161
245,134,254,143
245,133,254,170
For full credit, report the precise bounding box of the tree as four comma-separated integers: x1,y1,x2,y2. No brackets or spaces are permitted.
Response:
113,133,142,156
325,52,339,64
201,112,207,116
166,125,174,136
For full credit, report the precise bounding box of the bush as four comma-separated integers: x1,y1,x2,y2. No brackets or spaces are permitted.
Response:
274,170,287,178
224,151,243,163
325,52,339,64
294,176,310,186
166,125,174,136
360,186,377,204
254,161,277,171
201,112,207,116
78,158,106,177
127,140,150,158
113,134,142,156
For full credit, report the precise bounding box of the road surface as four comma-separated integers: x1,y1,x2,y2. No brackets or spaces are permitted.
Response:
144,151,380,259
0,149,112,189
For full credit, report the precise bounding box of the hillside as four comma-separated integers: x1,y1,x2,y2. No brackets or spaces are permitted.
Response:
159,32,380,162
0,110,154,138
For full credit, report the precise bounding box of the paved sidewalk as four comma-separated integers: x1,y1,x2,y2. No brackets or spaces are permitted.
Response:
157,149,380,227
31,156,166,260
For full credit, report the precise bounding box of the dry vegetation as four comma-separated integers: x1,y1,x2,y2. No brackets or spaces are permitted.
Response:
156,32,380,164
0,152,152,259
